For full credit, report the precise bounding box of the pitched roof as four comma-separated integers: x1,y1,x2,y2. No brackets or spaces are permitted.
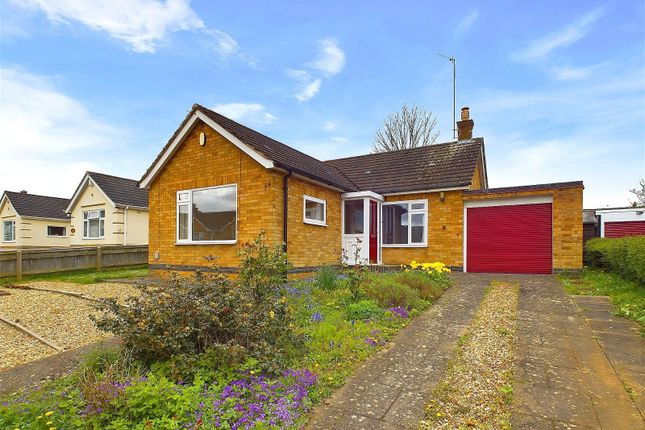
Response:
140,104,356,191
140,104,486,194
86,172,149,208
324,139,484,194
2,191,70,220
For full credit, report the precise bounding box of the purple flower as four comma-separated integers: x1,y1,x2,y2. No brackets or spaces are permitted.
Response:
388,306,409,318
311,312,323,323
364,337,377,347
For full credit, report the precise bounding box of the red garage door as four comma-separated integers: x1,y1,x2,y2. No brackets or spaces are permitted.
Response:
467,203,552,274
605,221,645,238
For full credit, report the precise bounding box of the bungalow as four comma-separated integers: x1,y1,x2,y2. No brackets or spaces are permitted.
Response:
66,172,149,246
594,207,645,238
139,104,583,275
0,191,70,248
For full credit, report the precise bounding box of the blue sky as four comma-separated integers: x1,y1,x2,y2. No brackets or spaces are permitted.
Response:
1,0,643,208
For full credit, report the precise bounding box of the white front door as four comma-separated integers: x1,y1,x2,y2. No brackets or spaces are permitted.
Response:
342,198,369,265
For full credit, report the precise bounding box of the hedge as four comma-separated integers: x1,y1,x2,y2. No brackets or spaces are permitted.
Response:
585,236,645,285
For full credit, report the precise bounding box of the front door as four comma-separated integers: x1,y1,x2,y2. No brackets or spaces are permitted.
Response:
369,200,378,263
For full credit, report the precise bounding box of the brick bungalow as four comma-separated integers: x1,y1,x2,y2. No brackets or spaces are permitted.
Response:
139,104,583,275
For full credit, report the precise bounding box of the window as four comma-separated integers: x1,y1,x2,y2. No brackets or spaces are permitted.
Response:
47,226,66,237
303,195,326,226
3,220,15,242
177,184,237,243
83,209,105,239
344,200,364,234
382,200,427,246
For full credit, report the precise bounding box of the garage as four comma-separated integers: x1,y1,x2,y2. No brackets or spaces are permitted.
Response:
465,198,553,274
597,207,645,238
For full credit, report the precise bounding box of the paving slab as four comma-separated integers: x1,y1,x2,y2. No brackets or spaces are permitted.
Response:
512,276,645,430
306,273,488,429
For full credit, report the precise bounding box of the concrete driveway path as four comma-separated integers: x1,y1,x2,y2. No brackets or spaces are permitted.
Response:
306,273,644,430
510,275,644,430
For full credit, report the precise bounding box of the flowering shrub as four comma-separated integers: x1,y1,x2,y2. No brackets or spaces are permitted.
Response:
93,232,302,371
408,261,451,274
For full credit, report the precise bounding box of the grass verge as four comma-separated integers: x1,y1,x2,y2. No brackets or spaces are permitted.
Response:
420,281,520,430
559,267,645,334
0,265,148,286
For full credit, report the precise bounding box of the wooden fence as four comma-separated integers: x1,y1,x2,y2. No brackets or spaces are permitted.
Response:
0,246,148,280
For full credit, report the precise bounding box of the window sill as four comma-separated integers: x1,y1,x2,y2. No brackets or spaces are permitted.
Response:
1,240,16,243
47,236,67,238
381,243,427,248
82,237,105,240
304,220,327,227
175,240,237,245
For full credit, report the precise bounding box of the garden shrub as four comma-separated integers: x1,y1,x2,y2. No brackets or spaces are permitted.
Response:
346,299,385,321
391,270,446,301
362,274,425,309
585,237,645,285
93,232,302,372
314,265,339,290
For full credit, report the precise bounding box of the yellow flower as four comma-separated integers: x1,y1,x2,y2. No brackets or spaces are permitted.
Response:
269,310,275,319
436,412,442,417
36,416,43,419
47,422,53,425
250,370,255,375
45,411,54,417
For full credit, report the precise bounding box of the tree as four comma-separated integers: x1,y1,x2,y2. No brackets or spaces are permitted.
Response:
372,104,440,153
629,179,645,207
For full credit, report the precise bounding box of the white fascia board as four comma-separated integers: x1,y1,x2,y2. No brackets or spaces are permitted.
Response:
341,191,384,201
66,174,116,213
464,195,553,208
382,186,468,197
139,111,275,189
21,216,71,222
195,111,275,169
596,207,645,214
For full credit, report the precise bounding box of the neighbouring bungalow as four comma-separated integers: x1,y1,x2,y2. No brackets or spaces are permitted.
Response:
0,191,70,248
66,172,149,246
139,104,583,276
593,206,645,238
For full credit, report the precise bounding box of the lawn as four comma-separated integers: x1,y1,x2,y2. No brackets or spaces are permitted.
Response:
0,237,451,430
0,265,148,286
559,267,645,334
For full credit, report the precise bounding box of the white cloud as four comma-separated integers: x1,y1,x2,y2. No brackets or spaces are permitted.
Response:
14,0,247,60
0,66,126,197
308,38,346,76
456,10,479,36
211,102,277,124
511,7,605,63
287,69,322,102
323,121,337,131
549,65,593,80
286,38,345,102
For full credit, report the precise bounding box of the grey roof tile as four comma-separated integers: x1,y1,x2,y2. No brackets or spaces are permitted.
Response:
2,191,70,220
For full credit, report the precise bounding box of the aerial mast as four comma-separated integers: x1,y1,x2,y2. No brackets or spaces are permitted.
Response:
438,53,456,139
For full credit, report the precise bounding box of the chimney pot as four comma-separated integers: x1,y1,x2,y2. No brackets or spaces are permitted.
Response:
457,106,474,141
20,190,27,194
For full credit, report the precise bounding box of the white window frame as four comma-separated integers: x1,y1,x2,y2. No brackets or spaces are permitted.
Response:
176,184,238,245
303,195,327,226
2,220,15,242
46,225,67,237
381,199,428,247
83,209,105,239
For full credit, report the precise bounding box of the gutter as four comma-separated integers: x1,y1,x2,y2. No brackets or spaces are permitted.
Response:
282,170,293,252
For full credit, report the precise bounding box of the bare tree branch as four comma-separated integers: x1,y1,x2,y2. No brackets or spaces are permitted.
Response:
629,178,645,207
372,104,440,153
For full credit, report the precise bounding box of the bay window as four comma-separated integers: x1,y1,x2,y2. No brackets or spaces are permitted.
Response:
177,184,237,244
382,200,427,246
303,195,326,226
83,209,105,239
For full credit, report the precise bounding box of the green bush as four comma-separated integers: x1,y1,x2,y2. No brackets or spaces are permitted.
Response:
346,299,385,321
362,273,425,309
93,232,302,372
585,237,645,285
314,265,339,290
391,270,447,301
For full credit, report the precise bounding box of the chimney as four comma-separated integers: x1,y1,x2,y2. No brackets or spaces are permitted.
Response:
457,106,474,141
20,190,28,194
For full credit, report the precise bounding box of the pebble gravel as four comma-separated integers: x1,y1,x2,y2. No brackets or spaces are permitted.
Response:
0,281,139,370
420,281,520,430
